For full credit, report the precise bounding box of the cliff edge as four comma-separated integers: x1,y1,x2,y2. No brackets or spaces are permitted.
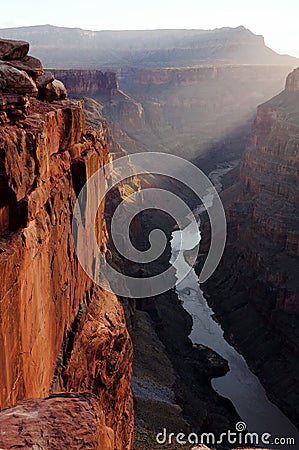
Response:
0,38,133,449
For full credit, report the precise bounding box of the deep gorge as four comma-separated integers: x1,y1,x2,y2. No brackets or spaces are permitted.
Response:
0,31,298,450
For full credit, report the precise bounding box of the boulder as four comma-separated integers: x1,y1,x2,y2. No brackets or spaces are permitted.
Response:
0,38,29,60
38,78,67,102
0,64,38,96
0,393,115,449
4,55,43,80
53,79,67,98
36,71,54,88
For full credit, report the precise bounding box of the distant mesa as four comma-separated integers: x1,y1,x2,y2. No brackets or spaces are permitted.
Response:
0,25,298,69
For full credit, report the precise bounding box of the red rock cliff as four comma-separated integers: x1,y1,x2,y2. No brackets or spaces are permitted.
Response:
0,39,133,449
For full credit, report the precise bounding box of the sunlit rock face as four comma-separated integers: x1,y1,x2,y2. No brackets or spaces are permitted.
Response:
54,69,146,133
0,39,134,450
53,69,118,95
0,38,68,122
0,393,115,450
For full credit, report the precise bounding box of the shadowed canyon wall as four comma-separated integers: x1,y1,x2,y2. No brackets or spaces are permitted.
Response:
201,68,299,427
120,65,296,162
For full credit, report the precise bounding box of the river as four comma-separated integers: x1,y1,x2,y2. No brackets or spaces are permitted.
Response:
170,162,299,449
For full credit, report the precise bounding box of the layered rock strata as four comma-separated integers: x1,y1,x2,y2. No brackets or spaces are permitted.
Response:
201,68,299,427
54,69,146,133
0,38,66,122
0,39,133,449
53,65,295,163
0,393,114,449
120,64,295,160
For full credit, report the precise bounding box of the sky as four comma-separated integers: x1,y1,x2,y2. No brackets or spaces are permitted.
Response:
1,0,299,56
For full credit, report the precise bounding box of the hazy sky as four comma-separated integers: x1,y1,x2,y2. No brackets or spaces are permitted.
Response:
1,0,298,55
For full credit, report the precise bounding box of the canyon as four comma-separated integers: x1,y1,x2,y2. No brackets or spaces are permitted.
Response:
0,37,241,450
199,68,299,430
0,27,298,450
52,65,295,167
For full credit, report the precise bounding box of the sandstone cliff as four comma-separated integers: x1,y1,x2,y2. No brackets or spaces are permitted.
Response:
201,68,299,427
0,39,133,449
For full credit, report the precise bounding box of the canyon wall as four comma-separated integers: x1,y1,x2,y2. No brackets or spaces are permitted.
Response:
201,68,299,427
119,65,296,162
0,39,133,450
121,65,294,86
52,65,295,165
53,69,118,96
54,69,146,139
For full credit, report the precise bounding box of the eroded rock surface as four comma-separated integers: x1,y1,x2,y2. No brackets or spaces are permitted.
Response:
0,38,29,60
0,393,114,449
0,41,134,450
0,38,67,121
54,69,146,131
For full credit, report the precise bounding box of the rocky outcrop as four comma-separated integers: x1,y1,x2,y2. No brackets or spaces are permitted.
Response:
200,68,299,427
0,38,66,122
0,38,29,60
55,289,134,450
0,40,133,450
0,393,114,449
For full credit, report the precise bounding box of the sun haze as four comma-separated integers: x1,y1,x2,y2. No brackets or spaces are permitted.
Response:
0,0,298,56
